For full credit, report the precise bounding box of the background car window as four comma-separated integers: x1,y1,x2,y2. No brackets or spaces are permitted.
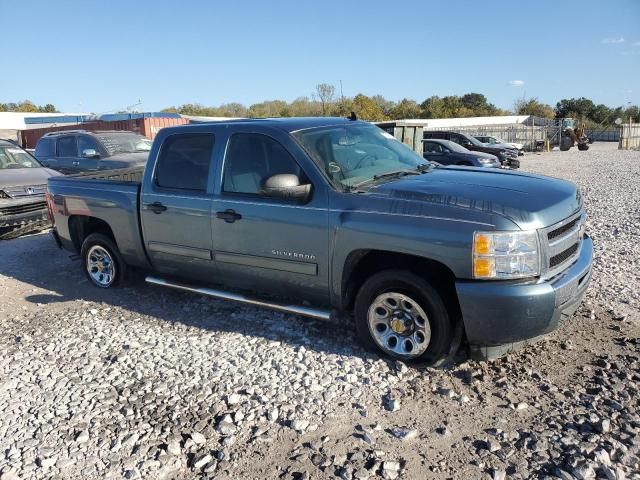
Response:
155,134,215,191
223,133,304,195
35,138,54,157
78,136,100,155
56,137,77,157
425,142,443,153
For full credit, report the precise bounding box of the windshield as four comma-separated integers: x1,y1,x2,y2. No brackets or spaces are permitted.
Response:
95,134,152,155
442,140,470,153
0,145,42,169
466,135,486,147
293,124,429,190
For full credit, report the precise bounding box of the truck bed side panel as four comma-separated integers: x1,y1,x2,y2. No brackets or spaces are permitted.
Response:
48,176,150,269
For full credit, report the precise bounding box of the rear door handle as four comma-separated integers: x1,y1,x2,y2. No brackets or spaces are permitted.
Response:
146,202,167,214
216,209,242,223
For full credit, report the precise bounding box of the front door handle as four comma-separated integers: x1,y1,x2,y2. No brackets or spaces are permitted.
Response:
146,202,167,214
216,209,242,223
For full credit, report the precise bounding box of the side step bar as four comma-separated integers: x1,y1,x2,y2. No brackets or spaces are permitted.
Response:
145,276,331,321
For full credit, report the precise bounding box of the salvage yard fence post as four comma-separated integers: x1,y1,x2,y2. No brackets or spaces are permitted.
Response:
619,120,640,150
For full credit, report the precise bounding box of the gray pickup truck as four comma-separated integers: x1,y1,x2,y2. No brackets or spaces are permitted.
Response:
47,117,593,363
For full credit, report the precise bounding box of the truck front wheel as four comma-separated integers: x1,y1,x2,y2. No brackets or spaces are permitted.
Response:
354,270,452,365
80,233,126,288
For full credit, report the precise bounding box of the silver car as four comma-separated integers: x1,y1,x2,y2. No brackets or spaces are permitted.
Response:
0,140,61,239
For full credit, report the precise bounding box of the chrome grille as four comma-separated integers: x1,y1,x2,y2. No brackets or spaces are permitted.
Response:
0,201,47,216
540,210,584,279
2,184,47,198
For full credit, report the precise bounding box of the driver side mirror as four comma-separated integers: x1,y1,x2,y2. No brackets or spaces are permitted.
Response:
82,149,100,158
261,174,312,203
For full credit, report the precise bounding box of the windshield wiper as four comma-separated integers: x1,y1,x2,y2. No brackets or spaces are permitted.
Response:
347,169,419,191
415,162,434,172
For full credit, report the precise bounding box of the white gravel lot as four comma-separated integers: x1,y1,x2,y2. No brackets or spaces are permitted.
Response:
0,142,638,480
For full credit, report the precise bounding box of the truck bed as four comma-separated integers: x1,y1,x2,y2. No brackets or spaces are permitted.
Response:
47,168,148,268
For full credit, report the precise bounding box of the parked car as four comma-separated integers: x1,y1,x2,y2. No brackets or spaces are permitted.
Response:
47,117,592,363
0,140,61,239
423,131,520,168
475,135,524,155
35,130,151,174
423,139,500,168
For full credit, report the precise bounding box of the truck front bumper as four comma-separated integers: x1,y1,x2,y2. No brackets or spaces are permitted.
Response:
455,234,593,360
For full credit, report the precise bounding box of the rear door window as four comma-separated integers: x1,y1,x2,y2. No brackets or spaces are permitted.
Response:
155,134,215,191
56,136,77,157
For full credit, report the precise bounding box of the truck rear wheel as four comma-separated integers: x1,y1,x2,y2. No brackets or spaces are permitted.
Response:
354,270,452,365
80,233,126,288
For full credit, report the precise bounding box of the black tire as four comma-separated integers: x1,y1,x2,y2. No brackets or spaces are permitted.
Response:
80,233,126,288
560,138,572,151
578,143,589,151
354,270,453,365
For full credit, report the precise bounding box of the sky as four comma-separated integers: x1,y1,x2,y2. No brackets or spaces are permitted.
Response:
1,0,639,114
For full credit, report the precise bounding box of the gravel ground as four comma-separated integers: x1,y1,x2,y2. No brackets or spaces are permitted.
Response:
0,143,638,480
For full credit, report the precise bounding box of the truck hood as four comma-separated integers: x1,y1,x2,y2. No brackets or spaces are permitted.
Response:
369,167,581,229
0,167,61,189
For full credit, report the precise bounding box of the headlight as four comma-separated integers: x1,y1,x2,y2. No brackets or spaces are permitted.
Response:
473,230,540,279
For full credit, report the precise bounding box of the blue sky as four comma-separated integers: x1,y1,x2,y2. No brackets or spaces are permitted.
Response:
2,0,639,113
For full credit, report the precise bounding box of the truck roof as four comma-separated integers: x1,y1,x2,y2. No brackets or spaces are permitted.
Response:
174,116,362,133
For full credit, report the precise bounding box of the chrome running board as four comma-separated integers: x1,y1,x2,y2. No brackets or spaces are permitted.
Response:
145,276,331,321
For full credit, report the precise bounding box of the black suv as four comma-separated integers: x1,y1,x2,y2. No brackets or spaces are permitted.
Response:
423,131,519,168
34,130,152,174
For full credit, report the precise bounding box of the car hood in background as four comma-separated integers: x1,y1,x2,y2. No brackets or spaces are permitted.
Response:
107,152,149,164
369,167,581,229
471,151,499,161
0,167,61,189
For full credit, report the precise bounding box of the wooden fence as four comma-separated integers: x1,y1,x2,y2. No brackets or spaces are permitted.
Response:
619,123,640,150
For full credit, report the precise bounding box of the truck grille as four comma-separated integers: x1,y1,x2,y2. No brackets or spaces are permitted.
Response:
541,211,584,279
0,201,47,216
549,243,579,268
1,184,47,198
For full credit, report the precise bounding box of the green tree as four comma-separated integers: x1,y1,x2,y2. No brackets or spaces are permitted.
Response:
351,94,385,120
555,97,597,120
16,100,39,112
460,93,499,116
389,98,420,119
513,96,555,118
419,96,445,118
39,103,58,113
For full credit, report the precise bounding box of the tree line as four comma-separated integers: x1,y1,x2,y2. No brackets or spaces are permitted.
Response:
162,84,639,127
0,100,58,113
3,87,638,127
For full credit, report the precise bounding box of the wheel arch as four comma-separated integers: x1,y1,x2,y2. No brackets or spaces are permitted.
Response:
68,215,117,252
340,249,461,319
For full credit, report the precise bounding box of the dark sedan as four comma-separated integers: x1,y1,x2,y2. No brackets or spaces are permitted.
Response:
423,139,501,168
